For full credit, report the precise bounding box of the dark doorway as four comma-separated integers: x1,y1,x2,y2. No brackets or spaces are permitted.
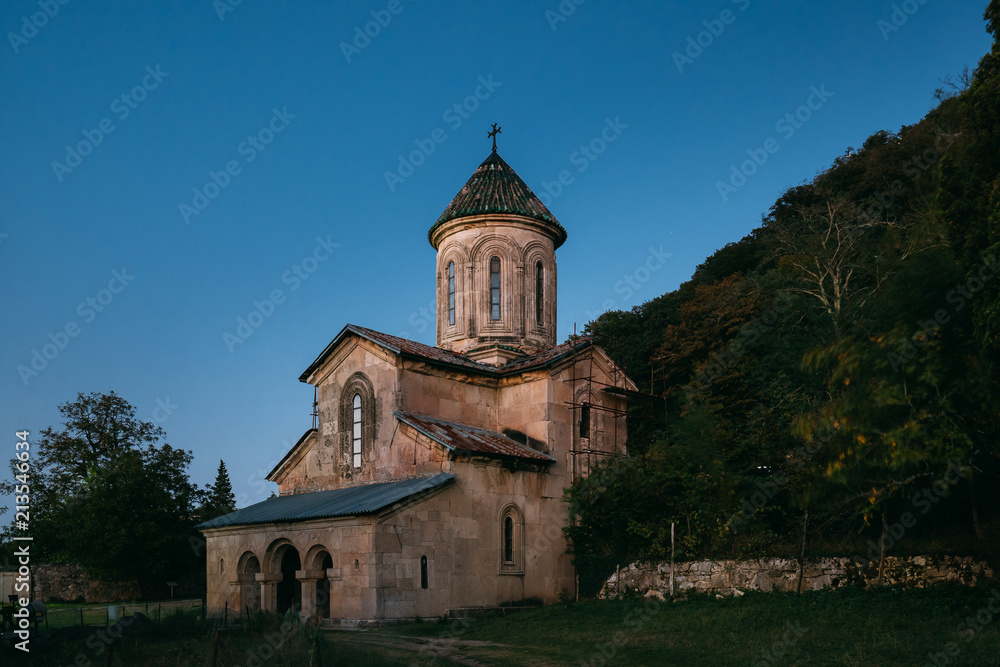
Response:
317,553,332,619
276,547,301,615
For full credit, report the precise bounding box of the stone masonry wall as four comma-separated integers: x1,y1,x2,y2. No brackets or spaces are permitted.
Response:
32,562,140,603
601,556,995,599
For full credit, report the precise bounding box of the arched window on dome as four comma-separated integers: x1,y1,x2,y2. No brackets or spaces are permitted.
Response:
448,261,456,326
490,256,501,321
535,261,544,326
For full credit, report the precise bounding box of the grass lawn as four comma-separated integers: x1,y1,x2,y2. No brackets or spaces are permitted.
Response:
4,585,999,665
354,585,1000,665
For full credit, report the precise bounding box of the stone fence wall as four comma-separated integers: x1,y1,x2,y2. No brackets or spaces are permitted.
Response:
601,556,996,599
31,562,140,603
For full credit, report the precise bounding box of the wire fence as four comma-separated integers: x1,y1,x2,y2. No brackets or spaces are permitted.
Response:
43,598,203,631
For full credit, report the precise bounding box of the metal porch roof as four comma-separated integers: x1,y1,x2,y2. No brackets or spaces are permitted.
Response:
196,473,455,530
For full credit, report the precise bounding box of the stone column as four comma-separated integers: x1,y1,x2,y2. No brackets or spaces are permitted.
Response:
296,569,325,621
325,567,342,619
255,573,281,613
465,262,476,337
515,261,525,338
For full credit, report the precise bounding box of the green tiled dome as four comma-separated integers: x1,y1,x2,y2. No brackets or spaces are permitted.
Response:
428,151,567,248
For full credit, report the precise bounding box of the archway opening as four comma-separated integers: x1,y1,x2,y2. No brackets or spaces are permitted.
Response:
317,553,333,619
276,547,301,615
239,554,261,614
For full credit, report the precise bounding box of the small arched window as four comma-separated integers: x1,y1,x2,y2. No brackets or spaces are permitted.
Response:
580,402,591,439
503,517,514,564
490,256,501,321
420,555,428,589
352,393,362,467
535,261,544,325
447,262,456,326
499,505,523,574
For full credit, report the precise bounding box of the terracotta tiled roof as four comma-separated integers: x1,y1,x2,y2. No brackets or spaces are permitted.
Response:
395,412,555,463
428,151,567,248
299,324,592,382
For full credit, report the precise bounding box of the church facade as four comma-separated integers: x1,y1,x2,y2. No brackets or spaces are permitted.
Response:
198,142,635,623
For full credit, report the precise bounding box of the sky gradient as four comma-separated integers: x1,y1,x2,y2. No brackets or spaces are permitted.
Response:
1,0,993,510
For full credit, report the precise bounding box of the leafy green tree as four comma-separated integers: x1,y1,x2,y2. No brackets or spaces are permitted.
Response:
1,391,201,594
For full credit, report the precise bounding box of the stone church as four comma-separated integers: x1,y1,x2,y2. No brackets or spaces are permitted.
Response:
198,137,636,623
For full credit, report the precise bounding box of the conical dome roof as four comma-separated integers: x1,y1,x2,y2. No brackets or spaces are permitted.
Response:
428,150,567,248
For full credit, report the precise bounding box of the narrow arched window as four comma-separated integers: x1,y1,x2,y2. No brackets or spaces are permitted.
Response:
447,262,456,326
535,261,544,325
352,393,362,467
503,516,514,564
420,555,428,589
499,505,523,574
580,402,591,439
490,256,501,320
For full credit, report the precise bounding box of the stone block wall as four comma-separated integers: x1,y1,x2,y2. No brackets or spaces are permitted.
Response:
32,562,140,603
601,556,995,599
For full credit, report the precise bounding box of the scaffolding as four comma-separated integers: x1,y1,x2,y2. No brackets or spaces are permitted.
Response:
566,325,666,483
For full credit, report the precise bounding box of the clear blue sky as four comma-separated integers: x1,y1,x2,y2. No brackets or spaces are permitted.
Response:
1,0,993,510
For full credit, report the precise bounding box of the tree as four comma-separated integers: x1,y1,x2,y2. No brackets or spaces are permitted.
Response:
203,459,237,520
0,391,201,595
766,192,899,337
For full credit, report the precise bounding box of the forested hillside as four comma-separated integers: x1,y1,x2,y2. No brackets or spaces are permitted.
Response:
568,1,1000,595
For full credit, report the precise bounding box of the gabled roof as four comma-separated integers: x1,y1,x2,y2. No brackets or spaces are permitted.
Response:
266,428,317,482
299,323,594,383
428,151,567,248
395,411,555,463
196,473,456,530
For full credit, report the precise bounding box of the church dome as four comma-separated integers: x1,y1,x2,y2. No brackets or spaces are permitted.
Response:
428,150,567,249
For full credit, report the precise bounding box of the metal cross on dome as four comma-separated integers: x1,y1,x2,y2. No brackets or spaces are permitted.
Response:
488,123,502,152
